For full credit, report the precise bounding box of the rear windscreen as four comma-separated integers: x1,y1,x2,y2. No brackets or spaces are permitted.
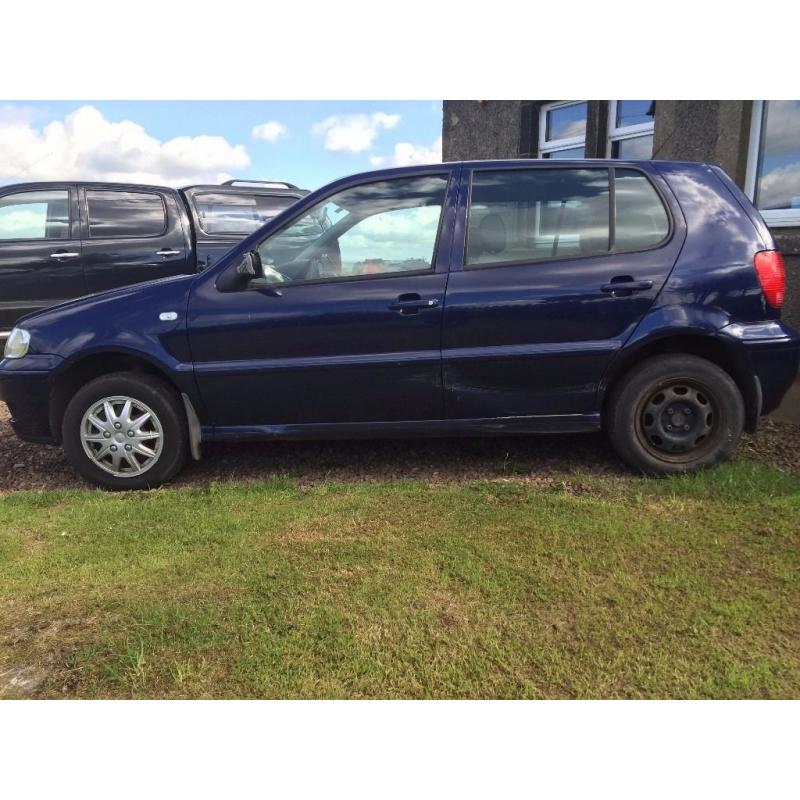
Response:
194,192,296,235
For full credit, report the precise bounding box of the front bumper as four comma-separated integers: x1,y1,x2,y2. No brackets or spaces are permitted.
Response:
719,320,800,416
0,354,63,444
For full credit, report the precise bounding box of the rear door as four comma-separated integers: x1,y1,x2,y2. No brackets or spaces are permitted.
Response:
442,164,686,419
0,185,83,330
79,186,191,294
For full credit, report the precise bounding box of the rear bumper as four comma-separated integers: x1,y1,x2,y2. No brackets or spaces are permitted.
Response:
719,321,800,416
0,354,62,444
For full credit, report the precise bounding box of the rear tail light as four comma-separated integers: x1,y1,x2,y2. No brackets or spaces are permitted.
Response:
754,250,786,309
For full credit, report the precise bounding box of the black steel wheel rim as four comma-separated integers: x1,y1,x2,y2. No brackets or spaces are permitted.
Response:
635,378,720,463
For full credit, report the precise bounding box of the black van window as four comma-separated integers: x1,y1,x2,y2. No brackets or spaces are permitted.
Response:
194,192,295,235
613,169,669,251
466,169,610,267
0,190,69,241
86,191,167,238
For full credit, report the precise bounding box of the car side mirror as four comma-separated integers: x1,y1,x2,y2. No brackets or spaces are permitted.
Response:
217,250,263,293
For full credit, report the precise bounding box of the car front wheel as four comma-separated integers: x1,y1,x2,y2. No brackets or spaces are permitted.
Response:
607,354,745,475
61,372,189,490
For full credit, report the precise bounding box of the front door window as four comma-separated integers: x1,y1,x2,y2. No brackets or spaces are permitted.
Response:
256,175,448,284
0,190,69,240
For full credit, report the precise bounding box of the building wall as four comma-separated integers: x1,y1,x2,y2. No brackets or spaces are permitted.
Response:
442,101,524,161
442,100,800,333
651,101,752,185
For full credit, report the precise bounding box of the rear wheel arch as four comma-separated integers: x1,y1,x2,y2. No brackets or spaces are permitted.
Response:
49,350,187,443
600,333,760,432
606,352,745,474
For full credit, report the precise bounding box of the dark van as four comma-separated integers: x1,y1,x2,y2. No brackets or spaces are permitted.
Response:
1,160,797,489
0,179,308,332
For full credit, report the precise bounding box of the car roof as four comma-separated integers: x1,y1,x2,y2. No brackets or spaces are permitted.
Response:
0,179,309,195
0,180,176,192
181,183,308,196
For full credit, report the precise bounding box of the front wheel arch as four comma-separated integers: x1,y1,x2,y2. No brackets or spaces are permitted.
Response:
49,350,189,444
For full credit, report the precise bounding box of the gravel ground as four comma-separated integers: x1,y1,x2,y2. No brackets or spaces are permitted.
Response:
1,401,798,492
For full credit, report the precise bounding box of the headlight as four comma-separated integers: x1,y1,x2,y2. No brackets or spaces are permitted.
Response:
3,327,30,359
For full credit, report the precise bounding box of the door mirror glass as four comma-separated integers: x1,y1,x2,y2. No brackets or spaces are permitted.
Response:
236,250,261,279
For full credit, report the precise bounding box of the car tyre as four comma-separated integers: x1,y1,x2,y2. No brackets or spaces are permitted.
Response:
607,354,744,475
61,371,189,490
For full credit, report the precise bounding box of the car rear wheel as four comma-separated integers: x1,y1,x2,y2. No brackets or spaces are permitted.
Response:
62,372,188,490
607,354,744,475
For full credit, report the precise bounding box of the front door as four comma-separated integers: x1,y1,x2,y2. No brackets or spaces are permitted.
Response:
80,187,191,294
188,169,458,428
0,186,83,330
442,164,686,418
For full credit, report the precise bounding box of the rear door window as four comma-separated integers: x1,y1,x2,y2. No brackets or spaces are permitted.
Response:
86,190,167,238
194,192,296,235
0,190,70,240
466,168,611,266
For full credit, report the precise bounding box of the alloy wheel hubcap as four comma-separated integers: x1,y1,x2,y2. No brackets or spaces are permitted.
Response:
80,396,163,477
639,382,716,458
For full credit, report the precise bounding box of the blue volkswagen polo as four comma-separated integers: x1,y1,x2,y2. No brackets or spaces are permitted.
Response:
1,160,798,489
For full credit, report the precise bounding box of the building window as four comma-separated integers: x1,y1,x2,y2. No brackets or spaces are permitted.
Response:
607,101,655,159
538,102,587,159
746,100,800,227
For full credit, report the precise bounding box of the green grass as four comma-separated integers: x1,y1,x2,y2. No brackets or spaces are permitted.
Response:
1,461,799,698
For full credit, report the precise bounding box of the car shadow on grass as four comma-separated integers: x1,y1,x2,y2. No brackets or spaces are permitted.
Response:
2,401,798,491
172,432,627,488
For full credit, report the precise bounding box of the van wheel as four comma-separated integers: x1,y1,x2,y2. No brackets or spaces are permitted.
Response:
61,372,189,490
607,354,744,475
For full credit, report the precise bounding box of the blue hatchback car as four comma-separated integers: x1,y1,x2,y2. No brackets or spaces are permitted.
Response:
1,160,798,489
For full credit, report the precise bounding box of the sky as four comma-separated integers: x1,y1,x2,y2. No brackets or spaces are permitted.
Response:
0,101,443,191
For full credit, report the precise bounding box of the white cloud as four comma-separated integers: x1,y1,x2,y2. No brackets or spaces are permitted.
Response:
763,101,800,155
0,104,251,186
340,206,441,265
251,121,287,142
312,112,400,154
369,136,442,168
758,160,800,210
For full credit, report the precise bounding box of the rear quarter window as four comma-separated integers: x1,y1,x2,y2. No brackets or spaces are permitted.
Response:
614,169,669,251
194,192,296,235
86,190,167,238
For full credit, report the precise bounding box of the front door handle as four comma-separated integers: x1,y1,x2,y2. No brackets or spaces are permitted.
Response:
388,296,440,314
156,248,182,257
601,279,653,294
50,251,80,259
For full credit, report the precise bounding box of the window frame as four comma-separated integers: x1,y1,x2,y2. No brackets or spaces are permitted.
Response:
240,172,453,291
607,100,655,159
538,101,588,159
462,164,673,271
745,100,800,228
0,188,72,243
84,188,168,240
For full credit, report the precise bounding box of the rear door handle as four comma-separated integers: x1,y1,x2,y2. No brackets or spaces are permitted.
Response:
50,251,80,259
156,248,182,257
601,280,653,294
